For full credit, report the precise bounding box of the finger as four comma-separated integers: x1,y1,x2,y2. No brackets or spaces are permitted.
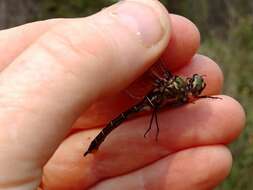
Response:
42,96,245,188
92,146,232,190
0,13,199,72
73,54,223,129
162,14,200,70
0,0,171,188
0,19,62,70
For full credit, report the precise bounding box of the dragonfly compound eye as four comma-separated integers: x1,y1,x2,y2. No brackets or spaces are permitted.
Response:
190,74,206,96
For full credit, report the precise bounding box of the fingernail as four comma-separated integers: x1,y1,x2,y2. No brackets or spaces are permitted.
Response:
111,1,165,47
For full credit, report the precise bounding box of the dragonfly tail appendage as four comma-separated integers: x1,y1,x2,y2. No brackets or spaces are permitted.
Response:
83,147,96,157
83,136,104,156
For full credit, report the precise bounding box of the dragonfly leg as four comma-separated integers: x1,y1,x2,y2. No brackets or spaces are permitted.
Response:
144,109,155,138
198,95,222,100
154,110,159,141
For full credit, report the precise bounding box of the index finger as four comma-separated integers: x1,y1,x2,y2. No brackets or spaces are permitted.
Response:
0,13,199,72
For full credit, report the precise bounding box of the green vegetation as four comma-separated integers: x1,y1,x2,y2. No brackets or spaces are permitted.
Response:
200,19,253,190
39,0,253,189
39,0,117,18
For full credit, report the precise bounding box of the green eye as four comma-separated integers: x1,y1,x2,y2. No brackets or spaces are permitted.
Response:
190,74,206,96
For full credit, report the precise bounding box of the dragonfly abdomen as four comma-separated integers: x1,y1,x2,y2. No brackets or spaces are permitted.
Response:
83,101,145,156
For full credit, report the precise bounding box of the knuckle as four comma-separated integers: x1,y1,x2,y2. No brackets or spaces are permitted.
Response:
40,19,119,68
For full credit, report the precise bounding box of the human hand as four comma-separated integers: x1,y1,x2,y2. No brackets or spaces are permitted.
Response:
0,0,245,189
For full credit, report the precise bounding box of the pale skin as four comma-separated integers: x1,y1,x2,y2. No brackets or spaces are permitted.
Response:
0,0,245,190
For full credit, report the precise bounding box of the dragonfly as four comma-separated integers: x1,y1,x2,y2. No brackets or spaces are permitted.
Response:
84,65,220,157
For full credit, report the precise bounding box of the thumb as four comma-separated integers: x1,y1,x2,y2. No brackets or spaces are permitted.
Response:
0,0,170,189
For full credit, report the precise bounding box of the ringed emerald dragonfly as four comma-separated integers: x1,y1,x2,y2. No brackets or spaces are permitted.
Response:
84,63,220,156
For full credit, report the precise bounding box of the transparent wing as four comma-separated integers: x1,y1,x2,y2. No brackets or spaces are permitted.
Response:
124,58,173,100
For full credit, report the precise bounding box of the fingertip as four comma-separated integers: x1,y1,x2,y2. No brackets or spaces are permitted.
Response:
194,95,246,143
221,95,246,141
167,146,232,189
189,145,232,189
214,145,233,178
72,0,173,96
195,146,233,189
161,14,201,70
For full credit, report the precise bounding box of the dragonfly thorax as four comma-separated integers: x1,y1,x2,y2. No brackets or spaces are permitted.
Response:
148,76,189,107
149,74,207,107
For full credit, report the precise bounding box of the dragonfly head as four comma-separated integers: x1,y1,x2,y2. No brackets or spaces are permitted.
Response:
188,74,206,97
